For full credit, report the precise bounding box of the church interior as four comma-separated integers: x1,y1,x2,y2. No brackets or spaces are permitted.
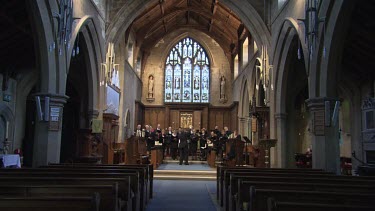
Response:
0,0,374,210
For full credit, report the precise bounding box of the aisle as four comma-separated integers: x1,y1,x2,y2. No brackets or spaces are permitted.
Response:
146,162,219,211
146,180,218,211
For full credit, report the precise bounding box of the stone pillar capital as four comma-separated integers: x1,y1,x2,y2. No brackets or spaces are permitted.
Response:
33,92,69,106
306,97,339,111
274,113,287,120
88,110,100,118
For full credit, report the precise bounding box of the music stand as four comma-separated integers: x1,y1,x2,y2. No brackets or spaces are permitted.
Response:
243,136,252,165
243,136,252,144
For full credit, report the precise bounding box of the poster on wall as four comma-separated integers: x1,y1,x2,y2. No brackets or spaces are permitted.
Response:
105,85,120,116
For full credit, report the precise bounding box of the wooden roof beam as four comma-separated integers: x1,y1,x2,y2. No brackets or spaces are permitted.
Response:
208,0,217,32
159,0,167,33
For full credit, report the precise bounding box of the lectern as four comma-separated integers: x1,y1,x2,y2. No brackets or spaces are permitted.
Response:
258,139,277,168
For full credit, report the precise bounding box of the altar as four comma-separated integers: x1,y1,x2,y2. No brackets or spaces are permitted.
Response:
0,154,21,168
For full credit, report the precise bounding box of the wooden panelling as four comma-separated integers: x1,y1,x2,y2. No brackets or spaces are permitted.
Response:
144,107,165,128
142,103,238,131
170,110,179,129
216,112,224,129
193,111,201,129
202,107,209,129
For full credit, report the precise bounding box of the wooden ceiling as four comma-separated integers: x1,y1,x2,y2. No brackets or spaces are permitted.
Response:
0,0,35,71
130,0,249,57
342,1,375,81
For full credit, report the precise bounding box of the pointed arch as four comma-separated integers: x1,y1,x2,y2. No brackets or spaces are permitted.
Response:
0,104,15,153
67,16,104,115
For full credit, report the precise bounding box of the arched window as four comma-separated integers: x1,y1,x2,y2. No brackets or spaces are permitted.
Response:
164,37,210,103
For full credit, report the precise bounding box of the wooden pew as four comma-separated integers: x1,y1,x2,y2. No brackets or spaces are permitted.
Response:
224,172,334,211
0,171,141,211
0,177,133,211
225,172,375,211
217,167,331,207
267,197,375,211
37,166,148,209
0,193,100,211
236,179,375,211
0,184,117,211
249,187,375,211
216,166,326,202
43,163,152,203
46,163,154,199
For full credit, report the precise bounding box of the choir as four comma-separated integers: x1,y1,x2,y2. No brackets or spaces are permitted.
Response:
133,124,243,163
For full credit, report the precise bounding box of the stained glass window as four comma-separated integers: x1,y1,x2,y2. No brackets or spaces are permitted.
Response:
164,37,210,103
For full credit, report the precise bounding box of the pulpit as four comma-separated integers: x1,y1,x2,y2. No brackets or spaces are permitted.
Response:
113,143,125,164
207,147,216,167
76,129,103,163
150,146,163,169
258,139,277,168
102,113,119,164
123,136,148,164
225,138,244,166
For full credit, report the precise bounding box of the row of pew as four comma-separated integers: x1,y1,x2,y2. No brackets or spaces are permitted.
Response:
0,163,153,211
216,166,375,211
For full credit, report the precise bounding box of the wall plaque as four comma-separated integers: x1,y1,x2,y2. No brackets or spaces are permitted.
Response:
48,107,61,131
313,110,325,136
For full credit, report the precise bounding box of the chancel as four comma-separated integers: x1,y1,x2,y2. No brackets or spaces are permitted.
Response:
0,0,374,210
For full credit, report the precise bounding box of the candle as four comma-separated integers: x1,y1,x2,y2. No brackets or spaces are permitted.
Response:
5,121,9,139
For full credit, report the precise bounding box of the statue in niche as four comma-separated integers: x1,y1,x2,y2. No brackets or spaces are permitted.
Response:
148,75,154,98
220,75,226,99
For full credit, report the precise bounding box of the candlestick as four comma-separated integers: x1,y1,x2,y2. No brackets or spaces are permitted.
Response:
5,121,9,139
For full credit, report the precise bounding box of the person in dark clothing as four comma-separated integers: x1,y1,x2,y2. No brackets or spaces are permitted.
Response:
170,129,178,160
146,125,155,152
224,126,232,137
177,127,189,165
199,128,208,160
165,127,173,157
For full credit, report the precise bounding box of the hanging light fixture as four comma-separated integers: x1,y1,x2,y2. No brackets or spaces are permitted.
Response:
101,43,120,88
298,0,325,63
52,0,75,56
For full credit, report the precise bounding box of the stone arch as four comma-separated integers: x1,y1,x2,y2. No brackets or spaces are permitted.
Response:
220,0,271,48
273,19,306,115
273,19,309,167
336,73,363,172
239,78,250,117
27,1,57,93
0,104,15,153
13,71,38,149
68,16,103,114
158,31,216,68
318,1,355,97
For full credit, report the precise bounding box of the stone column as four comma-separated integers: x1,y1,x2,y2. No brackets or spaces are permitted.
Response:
274,113,287,168
306,97,340,174
239,117,246,137
32,93,68,167
246,116,252,139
